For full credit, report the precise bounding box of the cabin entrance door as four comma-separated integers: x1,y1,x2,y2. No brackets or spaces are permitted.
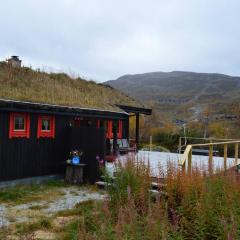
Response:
67,126,105,183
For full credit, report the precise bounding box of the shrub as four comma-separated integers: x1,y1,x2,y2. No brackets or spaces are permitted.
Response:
153,132,180,151
63,158,240,239
106,158,151,215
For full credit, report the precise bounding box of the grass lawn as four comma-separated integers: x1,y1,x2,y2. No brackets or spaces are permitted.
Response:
0,180,67,205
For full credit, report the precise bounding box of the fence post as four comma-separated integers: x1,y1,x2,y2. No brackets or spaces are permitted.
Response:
182,162,186,174
235,143,239,165
179,137,181,154
187,147,192,175
149,136,152,152
209,144,213,175
224,144,227,171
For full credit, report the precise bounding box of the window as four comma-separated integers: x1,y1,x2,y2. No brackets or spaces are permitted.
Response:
37,115,55,138
9,113,30,138
14,116,25,130
41,119,51,131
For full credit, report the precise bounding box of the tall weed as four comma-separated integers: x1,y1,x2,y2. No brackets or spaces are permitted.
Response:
63,157,240,239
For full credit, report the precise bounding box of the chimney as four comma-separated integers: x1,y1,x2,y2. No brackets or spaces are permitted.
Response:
7,56,22,68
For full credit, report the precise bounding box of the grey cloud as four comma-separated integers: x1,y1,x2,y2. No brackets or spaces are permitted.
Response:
0,0,240,81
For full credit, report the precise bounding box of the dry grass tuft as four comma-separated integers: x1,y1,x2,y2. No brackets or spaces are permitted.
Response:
0,62,140,111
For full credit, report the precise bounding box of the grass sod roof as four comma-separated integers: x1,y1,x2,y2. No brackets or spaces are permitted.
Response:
0,62,142,113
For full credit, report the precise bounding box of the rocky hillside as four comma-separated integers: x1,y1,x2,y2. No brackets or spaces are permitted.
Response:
106,71,240,120
0,62,141,112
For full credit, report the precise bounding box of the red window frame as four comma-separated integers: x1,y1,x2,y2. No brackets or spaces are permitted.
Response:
37,115,55,138
9,113,30,139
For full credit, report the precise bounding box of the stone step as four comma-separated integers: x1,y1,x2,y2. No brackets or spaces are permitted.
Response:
96,180,167,192
149,189,168,197
151,182,166,189
95,181,112,188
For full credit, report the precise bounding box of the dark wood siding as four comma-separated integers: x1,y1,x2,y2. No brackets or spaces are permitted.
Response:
67,127,105,183
0,111,114,183
0,112,69,181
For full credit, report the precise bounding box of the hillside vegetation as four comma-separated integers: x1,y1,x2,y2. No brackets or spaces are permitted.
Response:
0,62,140,112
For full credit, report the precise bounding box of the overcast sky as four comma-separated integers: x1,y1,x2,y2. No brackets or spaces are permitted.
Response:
0,0,240,82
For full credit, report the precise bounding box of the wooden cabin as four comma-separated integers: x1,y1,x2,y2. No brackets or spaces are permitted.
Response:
0,99,151,184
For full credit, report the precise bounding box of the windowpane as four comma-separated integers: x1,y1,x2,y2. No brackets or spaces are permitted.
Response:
14,116,25,130
42,119,51,131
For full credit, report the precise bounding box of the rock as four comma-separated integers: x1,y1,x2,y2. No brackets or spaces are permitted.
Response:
33,230,56,240
53,216,76,228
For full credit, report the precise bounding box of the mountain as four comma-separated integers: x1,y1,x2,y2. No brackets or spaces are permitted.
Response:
0,61,141,112
105,71,240,121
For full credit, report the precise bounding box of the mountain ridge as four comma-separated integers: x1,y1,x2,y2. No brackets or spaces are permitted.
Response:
105,71,240,121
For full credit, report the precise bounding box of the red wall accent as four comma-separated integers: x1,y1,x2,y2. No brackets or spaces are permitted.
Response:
106,120,123,139
9,113,30,139
117,120,123,138
96,120,100,128
106,120,113,138
74,117,81,127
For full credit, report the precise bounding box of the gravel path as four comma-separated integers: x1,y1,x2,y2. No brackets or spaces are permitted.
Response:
0,187,105,227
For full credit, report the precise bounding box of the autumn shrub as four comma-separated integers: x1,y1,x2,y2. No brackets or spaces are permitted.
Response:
61,158,240,239
106,158,152,216
165,166,240,239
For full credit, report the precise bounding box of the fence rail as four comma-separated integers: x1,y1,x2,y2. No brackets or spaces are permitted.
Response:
179,140,240,174
178,136,239,154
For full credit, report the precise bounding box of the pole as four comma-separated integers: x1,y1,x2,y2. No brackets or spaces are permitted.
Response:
179,137,182,154
235,143,239,165
224,144,227,171
113,120,118,155
183,124,187,146
209,144,213,175
187,148,192,175
149,135,152,151
135,113,140,150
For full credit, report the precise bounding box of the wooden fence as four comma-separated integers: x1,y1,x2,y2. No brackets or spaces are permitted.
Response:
178,136,239,154
179,141,240,175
